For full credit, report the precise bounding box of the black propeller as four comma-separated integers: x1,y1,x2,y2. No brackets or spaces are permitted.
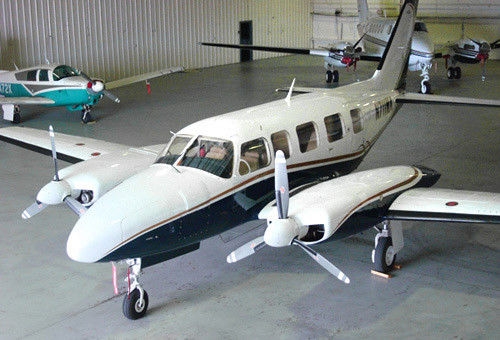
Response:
226,150,350,284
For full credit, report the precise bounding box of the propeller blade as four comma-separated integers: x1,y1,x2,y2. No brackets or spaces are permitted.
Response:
103,89,120,103
22,201,47,219
293,240,350,284
274,150,289,219
227,236,265,263
48,125,60,181
64,196,87,217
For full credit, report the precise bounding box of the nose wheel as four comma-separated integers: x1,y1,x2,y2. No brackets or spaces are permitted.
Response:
122,258,149,320
420,63,432,94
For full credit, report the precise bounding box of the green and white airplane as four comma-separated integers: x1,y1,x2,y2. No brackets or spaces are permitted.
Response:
0,64,184,124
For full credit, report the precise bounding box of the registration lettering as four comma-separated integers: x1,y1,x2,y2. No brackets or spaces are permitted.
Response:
0,83,13,95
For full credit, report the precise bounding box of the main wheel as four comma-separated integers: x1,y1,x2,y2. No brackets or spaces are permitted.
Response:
374,237,396,273
81,110,93,124
13,112,21,124
421,81,431,94
326,70,333,83
123,288,149,320
447,67,455,79
454,67,461,79
333,70,339,83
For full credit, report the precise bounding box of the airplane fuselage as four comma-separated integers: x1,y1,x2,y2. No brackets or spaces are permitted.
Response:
66,80,404,265
358,19,434,72
0,64,103,111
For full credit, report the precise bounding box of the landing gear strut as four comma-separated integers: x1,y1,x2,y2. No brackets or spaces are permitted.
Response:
372,221,404,273
122,258,149,320
419,63,432,94
81,105,94,124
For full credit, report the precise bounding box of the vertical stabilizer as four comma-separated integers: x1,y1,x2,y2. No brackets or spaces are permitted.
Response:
370,0,418,91
357,0,370,23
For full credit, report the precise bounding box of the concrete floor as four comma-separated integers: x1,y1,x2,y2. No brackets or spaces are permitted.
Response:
0,56,499,339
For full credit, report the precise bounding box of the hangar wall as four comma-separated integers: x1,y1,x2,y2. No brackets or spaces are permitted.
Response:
0,0,312,81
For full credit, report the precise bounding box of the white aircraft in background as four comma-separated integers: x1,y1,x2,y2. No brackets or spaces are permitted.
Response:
441,37,499,81
0,0,499,321
0,64,184,123
201,0,435,94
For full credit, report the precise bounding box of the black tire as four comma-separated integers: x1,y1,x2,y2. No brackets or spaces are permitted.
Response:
13,112,21,124
81,110,93,124
123,289,149,320
454,67,461,79
421,81,431,94
333,70,339,83
326,70,333,83
447,67,455,79
374,237,396,273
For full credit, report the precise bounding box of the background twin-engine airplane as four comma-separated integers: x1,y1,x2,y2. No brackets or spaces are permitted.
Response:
0,63,184,124
0,0,499,320
202,0,499,94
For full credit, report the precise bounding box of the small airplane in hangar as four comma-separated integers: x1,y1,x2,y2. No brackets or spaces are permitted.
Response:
441,37,500,81
0,0,499,320
0,64,184,124
201,0,435,94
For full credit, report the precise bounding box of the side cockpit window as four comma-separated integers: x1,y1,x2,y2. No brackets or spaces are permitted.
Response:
239,138,270,175
324,114,343,142
271,130,291,159
296,122,318,153
350,108,363,133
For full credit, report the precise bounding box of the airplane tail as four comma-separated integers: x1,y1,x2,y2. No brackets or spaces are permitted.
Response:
369,0,417,91
357,0,370,23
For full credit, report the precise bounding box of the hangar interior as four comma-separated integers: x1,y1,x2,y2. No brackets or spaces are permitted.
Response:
0,0,499,338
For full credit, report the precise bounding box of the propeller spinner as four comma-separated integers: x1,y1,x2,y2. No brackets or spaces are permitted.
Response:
226,150,350,284
22,126,87,219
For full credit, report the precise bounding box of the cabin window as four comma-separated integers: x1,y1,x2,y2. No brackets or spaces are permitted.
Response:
271,130,291,159
53,65,80,80
239,138,270,175
296,122,318,153
324,114,343,142
350,108,362,133
27,70,37,81
39,70,49,81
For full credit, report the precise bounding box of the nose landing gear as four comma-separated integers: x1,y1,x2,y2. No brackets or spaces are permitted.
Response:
122,258,149,320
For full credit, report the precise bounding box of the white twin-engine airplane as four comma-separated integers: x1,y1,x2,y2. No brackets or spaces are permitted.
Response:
0,64,184,124
201,0,435,94
0,0,499,320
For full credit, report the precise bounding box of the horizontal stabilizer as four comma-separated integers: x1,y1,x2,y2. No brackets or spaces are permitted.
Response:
387,188,500,224
396,93,500,107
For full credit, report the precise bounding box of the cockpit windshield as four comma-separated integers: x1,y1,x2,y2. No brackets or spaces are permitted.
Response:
156,135,234,178
414,22,427,32
53,65,81,80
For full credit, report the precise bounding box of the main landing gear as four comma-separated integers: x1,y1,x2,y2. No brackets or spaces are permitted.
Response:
326,70,340,83
419,63,432,94
371,221,404,274
81,105,95,124
447,66,462,80
122,258,149,320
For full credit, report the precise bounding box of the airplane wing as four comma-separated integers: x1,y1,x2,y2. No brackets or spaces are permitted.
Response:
106,66,185,89
0,96,55,105
0,126,139,163
396,92,500,107
386,188,500,224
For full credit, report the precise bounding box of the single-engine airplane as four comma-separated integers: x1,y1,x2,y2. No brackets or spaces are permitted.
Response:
0,64,184,123
201,0,435,94
0,0,499,320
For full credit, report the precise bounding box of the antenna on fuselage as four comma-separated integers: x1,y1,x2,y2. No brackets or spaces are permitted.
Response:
285,78,296,106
